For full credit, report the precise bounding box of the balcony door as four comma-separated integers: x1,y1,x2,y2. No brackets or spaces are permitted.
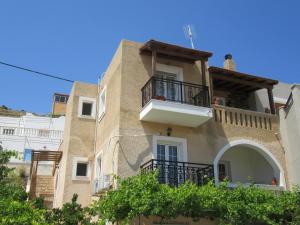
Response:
155,71,179,102
157,143,181,186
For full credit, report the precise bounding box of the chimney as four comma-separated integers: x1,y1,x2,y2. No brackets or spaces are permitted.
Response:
223,54,236,71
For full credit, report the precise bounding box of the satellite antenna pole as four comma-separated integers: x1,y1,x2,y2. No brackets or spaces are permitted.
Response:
184,24,196,49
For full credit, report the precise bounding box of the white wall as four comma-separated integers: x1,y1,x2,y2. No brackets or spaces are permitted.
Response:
280,85,300,186
0,113,65,167
221,146,275,184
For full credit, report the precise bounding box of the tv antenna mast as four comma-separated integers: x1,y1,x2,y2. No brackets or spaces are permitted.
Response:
183,24,196,49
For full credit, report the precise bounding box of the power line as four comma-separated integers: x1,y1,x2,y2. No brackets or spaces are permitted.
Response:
0,60,74,83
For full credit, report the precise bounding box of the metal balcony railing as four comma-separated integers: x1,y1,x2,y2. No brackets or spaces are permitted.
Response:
141,77,210,108
140,159,214,187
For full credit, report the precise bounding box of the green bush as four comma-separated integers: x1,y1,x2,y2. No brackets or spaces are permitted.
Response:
94,172,300,225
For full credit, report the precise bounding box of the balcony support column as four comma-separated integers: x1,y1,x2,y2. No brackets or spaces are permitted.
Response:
151,50,157,77
267,87,275,114
201,60,206,86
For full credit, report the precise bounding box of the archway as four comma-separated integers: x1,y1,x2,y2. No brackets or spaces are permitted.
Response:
213,140,285,188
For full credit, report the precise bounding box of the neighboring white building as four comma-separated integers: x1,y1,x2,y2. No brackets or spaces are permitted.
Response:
279,84,300,187
0,111,65,174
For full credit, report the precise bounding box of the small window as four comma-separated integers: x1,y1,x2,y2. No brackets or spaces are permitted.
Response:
76,163,88,176
24,149,32,162
78,97,96,119
82,102,93,116
60,96,66,103
2,128,15,135
55,95,61,102
98,87,106,120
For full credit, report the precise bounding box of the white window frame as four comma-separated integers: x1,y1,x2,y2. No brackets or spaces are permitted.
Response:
156,63,183,81
72,157,91,181
152,136,187,162
98,87,107,121
78,96,96,119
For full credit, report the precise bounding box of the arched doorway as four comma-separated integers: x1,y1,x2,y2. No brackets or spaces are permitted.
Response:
214,140,285,188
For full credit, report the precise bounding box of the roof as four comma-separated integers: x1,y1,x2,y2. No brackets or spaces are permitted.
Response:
140,39,213,61
209,66,278,92
53,93,69,97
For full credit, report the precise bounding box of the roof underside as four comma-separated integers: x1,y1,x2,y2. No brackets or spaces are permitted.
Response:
140,39,213,62
209,67,278,92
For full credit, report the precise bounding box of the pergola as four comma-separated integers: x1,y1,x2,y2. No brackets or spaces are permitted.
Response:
140,39,213,85
208,67,278,114
29,150,63,177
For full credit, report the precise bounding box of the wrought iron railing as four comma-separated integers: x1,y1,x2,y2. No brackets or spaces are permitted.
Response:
140,159,214,187
141,77,210,108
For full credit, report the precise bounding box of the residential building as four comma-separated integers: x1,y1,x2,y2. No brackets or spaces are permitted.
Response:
0,109,65,175
48,39,291,215
52,93,69,115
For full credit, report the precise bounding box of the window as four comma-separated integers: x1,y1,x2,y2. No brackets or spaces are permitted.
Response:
24,149,32,162
54,95,68,103
76,163,88,176
98,87,106,120
82,102,93,116
2,128,15,135
72,157,90,180
78,96,96,119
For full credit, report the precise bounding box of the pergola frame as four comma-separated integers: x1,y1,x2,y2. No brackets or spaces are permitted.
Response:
209,67,278,114
29,150,63,177
140,39,213,86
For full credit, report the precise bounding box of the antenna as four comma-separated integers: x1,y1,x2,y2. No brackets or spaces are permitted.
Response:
183,24,196,49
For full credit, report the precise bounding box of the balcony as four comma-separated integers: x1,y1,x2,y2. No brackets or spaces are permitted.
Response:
140,77,212,127
140,159,214,187
213,105,278,131
0,126,64,139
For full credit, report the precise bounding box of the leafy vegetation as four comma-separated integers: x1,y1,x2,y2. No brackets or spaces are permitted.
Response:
1,144,300,225
95,172,300,225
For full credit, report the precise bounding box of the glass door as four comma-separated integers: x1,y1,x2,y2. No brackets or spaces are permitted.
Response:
155,71,178,101
156,143,179,186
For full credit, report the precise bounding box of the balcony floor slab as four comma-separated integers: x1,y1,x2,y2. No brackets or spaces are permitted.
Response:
140,99,213,127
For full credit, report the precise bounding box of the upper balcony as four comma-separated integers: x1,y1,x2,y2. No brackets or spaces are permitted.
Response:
140,76,212,127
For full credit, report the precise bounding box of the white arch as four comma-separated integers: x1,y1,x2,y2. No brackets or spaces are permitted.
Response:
213,139,286,188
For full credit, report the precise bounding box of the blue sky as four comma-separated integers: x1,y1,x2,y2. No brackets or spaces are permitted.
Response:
0,1,299,114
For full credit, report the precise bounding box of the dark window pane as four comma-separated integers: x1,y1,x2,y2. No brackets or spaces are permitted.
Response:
60,96,66,102
76,163,88,176
55,96,60,102
82,103,92,116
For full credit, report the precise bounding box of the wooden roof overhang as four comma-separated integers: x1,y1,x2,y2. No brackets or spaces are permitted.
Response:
140,39,213,63
209,66,278,93
30,150,63,176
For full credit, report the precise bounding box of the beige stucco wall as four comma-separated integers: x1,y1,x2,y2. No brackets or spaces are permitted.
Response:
54,82,98,207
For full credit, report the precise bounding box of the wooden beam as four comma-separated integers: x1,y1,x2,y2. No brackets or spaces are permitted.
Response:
208,74,214,103
151,50,157,76
268,87,276,114
201,60,206,86
212,73,272,89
